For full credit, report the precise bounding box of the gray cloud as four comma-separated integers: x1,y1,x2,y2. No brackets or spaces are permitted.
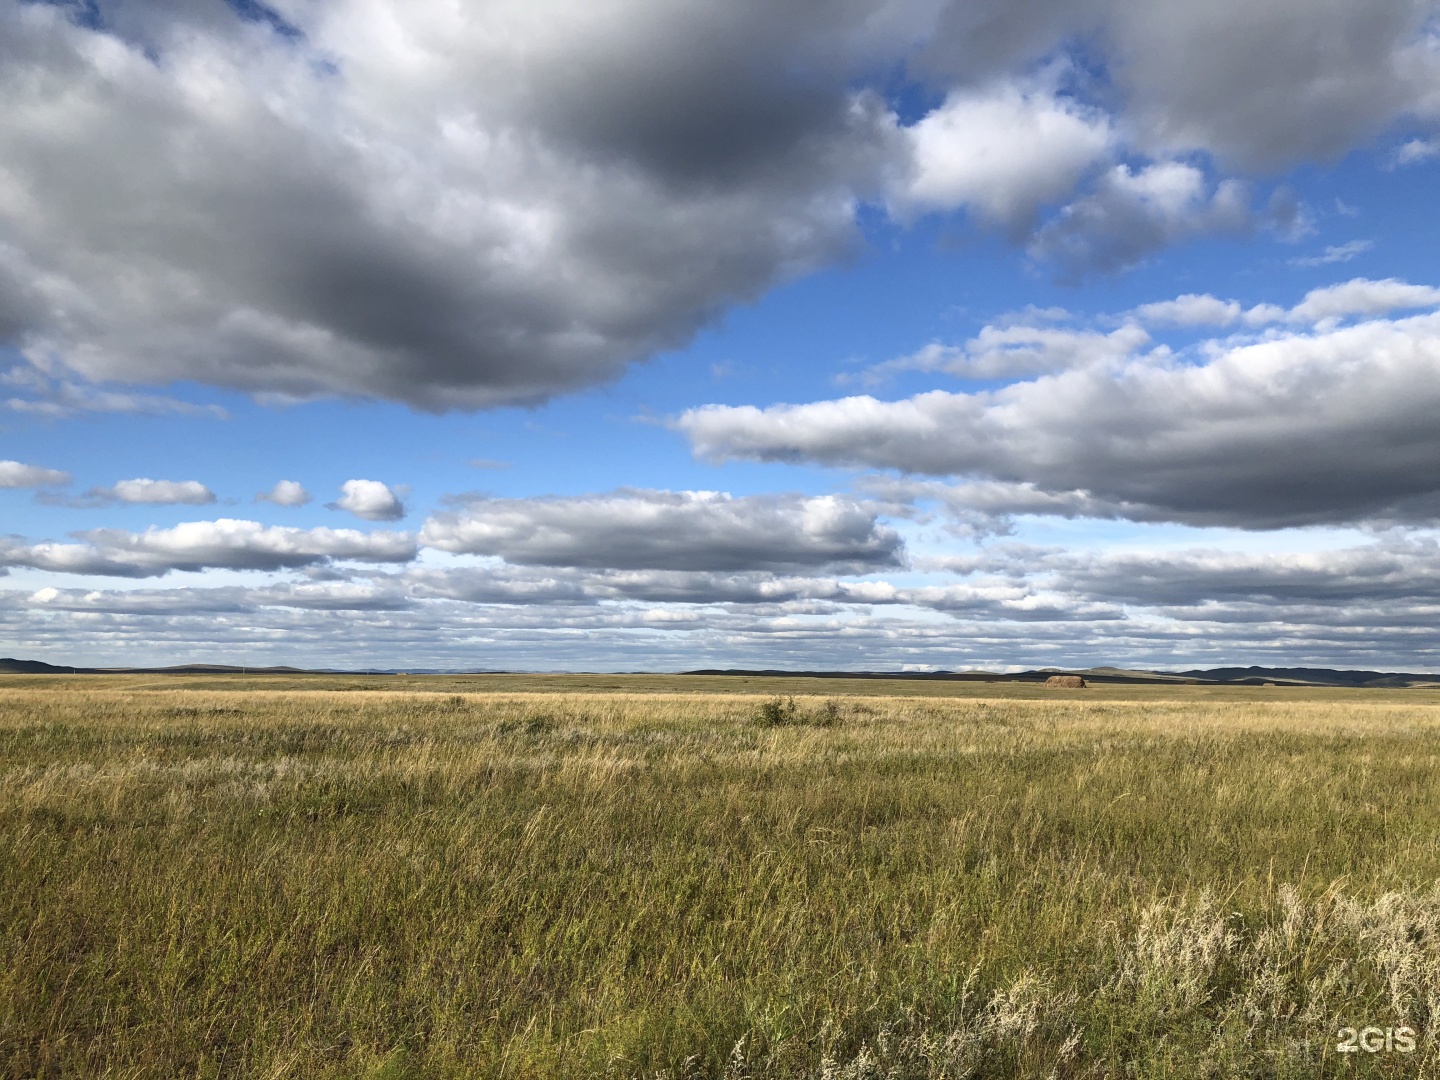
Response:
679,301,1440,529
1105,0,1440,171
1028,162,1253,278
11,529,1440,671
250,581,415,611
1033,534,1440,608
915,0,1440,169
866,321,1152,383
0,0,894,410
1,364,227,418
420,489,905,572
7,513,1440,671
1,0,1438,409
1,518,416,577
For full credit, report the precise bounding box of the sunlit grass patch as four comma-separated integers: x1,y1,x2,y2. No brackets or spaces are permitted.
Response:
2,679,1439,1076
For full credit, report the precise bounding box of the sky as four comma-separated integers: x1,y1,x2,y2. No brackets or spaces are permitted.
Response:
4,0,1440,672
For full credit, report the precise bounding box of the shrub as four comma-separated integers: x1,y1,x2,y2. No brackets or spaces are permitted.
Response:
755,696,843,727
756,696,800,727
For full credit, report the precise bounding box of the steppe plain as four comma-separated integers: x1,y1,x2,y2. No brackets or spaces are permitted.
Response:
3,673,1440,1078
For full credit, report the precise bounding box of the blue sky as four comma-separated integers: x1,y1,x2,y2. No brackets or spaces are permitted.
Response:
4,0,1440,671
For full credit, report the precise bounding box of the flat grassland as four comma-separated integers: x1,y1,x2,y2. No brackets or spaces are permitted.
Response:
4,675,1440,1078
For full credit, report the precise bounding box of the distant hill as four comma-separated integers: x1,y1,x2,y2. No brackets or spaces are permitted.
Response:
682,666,1440,687
0,658,314,676
679,667,1189,684
1171,666,1440,688
0,658,98,674
3,658,1437,687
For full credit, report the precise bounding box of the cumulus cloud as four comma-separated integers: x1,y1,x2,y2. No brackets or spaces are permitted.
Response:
1394,136,1440,164
1,0,1439,410
257,480,311,507
1131,293,1246,327
1103,0,1440,170
874,322,1152,381
405,564,829,607
0,459,69,487
861,477,1149,534
11,529,1440,671
0,519,416,577
1286,277,1440,324
1029,162,1253,277
331,480,405,522
1046,535,1440,608
911,0,1440,174
90,478,217,506
678,303,1440,529
0,0,896,410
1130,277,1440,330
421,489,904,572
891,78,1112,227
864,277,1440,386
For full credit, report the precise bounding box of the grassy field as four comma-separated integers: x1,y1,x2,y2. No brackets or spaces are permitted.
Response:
4,675,1440,1078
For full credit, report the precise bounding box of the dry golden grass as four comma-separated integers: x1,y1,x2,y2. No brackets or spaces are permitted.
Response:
2,676,1439,1077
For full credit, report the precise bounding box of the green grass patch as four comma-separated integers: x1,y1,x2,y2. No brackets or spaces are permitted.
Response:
1,680,1439,1076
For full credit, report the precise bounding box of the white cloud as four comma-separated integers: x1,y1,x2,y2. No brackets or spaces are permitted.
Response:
11,530,1440,672
878,322,1152,381
0,460,69,487
1394,136,1440,165
1287,277,1440,325
0,519,416,577
94,478,216,505
678,303,1440,528
1288,239,1375,267
863,476,1148,530
0,0,896,410
331,480,405,522
2,0,1439,412
912,0,1440,174
860,276,1440,405
1131,294,1244,327
1029,162,1253,277
893,79,1112,227
420,489,904,572
257,480,311,507
1129,277,1440,330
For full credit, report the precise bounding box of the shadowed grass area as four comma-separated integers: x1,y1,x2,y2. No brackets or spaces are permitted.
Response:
2,679,1440,1076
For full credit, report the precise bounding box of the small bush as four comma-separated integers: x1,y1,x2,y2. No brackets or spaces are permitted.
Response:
756,696,800,727
755,696,843,728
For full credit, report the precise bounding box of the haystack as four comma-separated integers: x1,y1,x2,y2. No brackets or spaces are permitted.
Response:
1045,674,1087,689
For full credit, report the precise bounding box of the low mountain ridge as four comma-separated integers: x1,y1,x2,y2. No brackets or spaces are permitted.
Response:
3,658,1437,687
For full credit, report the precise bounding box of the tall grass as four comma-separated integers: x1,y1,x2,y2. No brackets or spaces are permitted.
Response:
2,680,1440,1076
